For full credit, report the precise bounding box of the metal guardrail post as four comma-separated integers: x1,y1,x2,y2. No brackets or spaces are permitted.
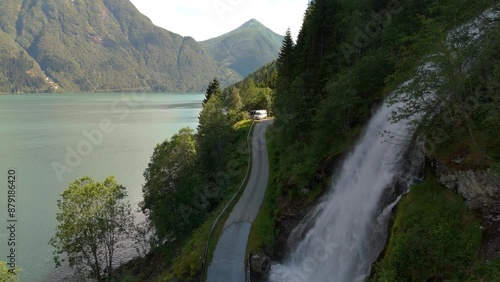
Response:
247,252,251,282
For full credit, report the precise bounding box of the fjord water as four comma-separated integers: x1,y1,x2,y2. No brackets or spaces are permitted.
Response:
269,101,419,282
0,93,204,281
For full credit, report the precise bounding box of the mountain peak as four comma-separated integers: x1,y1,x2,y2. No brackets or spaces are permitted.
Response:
200,18,283,79
241,18,263,28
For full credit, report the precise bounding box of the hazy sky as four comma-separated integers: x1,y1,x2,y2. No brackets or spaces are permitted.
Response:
129,0,309,41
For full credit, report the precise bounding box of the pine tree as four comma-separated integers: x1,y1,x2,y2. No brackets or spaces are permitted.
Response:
277,28,295,79
203,78,221,106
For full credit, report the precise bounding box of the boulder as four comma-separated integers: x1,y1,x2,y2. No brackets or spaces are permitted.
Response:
250,252,271,278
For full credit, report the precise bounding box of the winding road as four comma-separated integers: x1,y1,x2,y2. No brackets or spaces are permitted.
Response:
206,120,272,282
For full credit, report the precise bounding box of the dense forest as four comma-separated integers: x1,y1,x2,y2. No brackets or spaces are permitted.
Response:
271,0,499,193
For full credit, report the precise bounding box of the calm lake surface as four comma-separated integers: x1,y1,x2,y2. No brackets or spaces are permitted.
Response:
0,93,204,281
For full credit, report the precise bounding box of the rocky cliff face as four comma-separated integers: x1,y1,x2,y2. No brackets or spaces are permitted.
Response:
434,160,500,260
435,161,500,214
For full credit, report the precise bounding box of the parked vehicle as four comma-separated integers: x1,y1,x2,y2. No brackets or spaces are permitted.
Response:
250,110,267,120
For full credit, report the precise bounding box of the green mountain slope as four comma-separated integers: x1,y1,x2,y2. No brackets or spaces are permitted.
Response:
0,0,236,93
201,19,283,79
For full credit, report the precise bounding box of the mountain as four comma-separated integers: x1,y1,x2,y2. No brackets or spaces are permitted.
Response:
0,2,284,93
0,0,237,93
200,19,283,79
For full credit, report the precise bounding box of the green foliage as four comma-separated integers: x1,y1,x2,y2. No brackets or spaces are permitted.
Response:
467,259,500,281
0,261,20,282
202,78,221,106
139,79,256,280
0,30,49,93
389,11,500,167
141,128,199,241
272,0,397,192
141,119,252,281
265,0,498,198
50,176,134,282
227,88,243,112
197,92,232,174
276,28,295,80
372,178,482,281
222,61,277,118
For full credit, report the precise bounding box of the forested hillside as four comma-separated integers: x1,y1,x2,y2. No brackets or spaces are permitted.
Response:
0,0,282,93
271,0,498,190
221,61,277,119
0,0,50,93
0,0,226,92
201,19,282,79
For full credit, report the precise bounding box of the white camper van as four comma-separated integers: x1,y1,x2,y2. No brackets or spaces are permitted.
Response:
251,110,267,120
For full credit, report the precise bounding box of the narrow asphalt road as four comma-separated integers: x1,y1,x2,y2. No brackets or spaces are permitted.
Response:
207,120,272,282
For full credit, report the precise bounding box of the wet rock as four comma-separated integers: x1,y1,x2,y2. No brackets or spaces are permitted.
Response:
274,195,312,260
250,252,271,278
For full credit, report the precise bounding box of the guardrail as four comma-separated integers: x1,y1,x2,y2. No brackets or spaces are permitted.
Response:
199,120,256,282
247,252,252,282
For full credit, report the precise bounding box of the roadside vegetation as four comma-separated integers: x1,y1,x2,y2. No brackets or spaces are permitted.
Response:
247,129,279,254
110,77,269,281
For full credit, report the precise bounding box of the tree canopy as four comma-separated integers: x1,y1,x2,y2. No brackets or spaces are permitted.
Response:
50,176,134,282
202,78,222,106
141,128,200,240
0,261,20,282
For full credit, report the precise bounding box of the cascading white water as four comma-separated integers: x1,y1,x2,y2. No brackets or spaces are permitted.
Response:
269,101,418,282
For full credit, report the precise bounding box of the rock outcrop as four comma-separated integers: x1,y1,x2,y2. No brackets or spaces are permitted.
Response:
435,161,500,213
434,160,500,260
249,252,271,279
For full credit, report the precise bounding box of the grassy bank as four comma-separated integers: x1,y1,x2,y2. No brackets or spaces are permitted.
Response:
371,176,500,281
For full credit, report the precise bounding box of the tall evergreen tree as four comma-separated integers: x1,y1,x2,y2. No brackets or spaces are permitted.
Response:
277,28,295,79
203,78,221,106
274,28,296,129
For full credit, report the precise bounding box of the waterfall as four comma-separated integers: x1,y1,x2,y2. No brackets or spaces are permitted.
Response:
268,101,422,282
268,7,500,282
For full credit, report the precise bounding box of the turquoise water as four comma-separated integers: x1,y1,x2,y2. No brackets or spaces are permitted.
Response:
0,93,204,281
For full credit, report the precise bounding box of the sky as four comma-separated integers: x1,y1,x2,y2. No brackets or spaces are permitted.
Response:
129,0,309,41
